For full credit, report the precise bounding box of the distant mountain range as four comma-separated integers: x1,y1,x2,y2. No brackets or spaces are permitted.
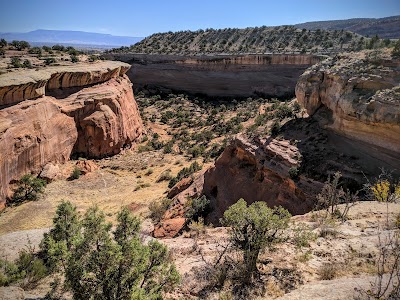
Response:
295,15,400,39
0,29,143,47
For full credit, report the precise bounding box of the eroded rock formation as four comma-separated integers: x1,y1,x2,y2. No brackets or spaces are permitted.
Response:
61,76,143,157
153,136,319,238
296,50,400,152
0,62,143,206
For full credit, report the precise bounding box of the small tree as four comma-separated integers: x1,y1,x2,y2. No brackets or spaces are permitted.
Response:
221,199,291,283
11,174,46,204
41,202,180,299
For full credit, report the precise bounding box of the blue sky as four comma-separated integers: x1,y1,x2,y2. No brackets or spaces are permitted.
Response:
0,0,399,37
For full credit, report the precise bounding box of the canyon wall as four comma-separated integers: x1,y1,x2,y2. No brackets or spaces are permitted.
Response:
0,62,143,207
296,50,400,153
105,54,321,98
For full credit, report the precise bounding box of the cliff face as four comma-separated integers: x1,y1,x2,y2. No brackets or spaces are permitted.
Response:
0,62,143,206
0,99,77,207
295,50,400,152
106,54,321,98
62,76,143,157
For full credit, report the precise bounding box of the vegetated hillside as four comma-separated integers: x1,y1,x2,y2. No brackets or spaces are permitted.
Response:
117,26,373,55
295,15,400,39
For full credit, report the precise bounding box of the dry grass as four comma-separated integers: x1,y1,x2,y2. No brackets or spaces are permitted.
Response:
0,149,201,235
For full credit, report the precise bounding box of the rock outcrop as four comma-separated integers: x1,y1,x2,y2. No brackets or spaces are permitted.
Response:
153,136,319,238
61,76,143,157
0,61,130,106
0,98,77,203
296,50,400,153
0,62,143,206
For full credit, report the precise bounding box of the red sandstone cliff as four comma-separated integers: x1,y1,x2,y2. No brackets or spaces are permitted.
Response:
0,62,143,206
154,136,319,238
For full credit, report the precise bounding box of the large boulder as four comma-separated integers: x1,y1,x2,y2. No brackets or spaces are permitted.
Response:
61,75,144,158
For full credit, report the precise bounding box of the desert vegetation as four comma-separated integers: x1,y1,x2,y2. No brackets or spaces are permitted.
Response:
110,26,397,55
135,92,301,165
0,40,104,71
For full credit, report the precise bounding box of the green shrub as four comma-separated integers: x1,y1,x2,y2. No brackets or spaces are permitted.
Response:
185,195,210,221
23,59,32,68
11,40,30,51
40,202,180,299
292,223,317,248
70,54,79,63
11,57,22,68
70,167,81,180
145,168,154,176
148,198,173,223
88,54,99,62
51,44,65,51
392,40,400,58
221,199,291,283
289,166,300,179
44,57,56,65
0,48,5,56
0,38,7,47
156,170,173,182
0,248,47,288
11,174,46,205
168,161,202,188
28,47,42,55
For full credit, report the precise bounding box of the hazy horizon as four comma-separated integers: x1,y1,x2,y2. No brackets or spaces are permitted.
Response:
1,0,399,37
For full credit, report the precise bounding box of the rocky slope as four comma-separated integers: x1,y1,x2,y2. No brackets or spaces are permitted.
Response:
105,53,321,98
296,49,400,153
0,62,143,207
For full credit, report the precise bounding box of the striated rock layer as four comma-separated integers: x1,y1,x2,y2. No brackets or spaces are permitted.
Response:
105,53,321,98
154,136,319,238
295,50,400,153
0,61,131,106
0,63,143,206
